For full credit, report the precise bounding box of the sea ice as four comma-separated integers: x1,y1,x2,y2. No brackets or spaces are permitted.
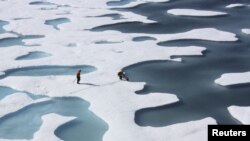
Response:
0,0,234,141
167,9,227,17
0,33,18,40
226,3,245,8
215,72,250,86
228,106,250,124
242,28,250,35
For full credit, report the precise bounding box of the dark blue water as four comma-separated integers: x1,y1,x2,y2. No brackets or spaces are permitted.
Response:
93,0,250,35
91,0,250,126
0,97,108,141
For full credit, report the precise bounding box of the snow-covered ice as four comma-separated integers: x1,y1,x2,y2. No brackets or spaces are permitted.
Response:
0,33,18,40
154,28,237,42
215,72,250,86
228,106,250,124
226,3,245,8
167,9,227,17
242,28,250,35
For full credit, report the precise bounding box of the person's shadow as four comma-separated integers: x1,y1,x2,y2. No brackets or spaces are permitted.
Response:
79,83,100,86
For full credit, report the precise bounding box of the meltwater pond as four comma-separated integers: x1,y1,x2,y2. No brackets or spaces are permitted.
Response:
0,86,17,100
0,97,108,141
107,0,135,6
15,51,52,60
45,18,71,30
0,34,44,47
0,20,8,34
29,1,56,6
0,65,96,79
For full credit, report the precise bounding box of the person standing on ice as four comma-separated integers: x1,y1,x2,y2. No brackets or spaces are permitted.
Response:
117,70,129,81
76,70,81,84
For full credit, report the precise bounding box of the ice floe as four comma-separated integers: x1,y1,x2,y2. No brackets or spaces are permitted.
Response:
154,28,237,42
167,9,227,17
215,72,250,86
226,3,245,8
228,106,250,124
242,28,250,35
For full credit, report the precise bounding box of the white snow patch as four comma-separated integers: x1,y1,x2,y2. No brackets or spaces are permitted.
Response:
228,106,250,124
226,3,245,8
155,28,237,42
242,28,250,35
0,92,50,118
215,72,250,86
167,9,227,17
0,33,18,40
